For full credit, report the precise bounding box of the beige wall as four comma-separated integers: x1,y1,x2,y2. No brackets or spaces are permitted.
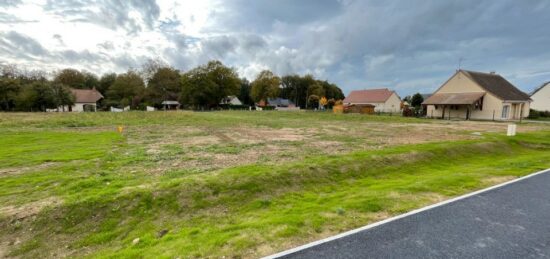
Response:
382,93,402,113
59,103,97,112
531,84,550,111
426,71,529,120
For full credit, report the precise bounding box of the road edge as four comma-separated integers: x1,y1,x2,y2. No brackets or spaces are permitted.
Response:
263,167,550,259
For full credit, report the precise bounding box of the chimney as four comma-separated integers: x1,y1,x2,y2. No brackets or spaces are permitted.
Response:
490,71,496,75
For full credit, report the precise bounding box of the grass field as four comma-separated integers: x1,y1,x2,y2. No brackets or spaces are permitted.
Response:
1,111,550,258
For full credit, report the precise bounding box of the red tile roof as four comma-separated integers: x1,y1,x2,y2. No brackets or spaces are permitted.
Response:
70,88,103,103
343,88,395,103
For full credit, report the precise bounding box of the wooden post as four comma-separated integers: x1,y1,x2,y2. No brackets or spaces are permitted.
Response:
493,110,495,121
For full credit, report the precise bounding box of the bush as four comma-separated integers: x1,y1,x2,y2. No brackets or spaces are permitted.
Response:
529,109,540,119
402,107,414,117
529,109,550,119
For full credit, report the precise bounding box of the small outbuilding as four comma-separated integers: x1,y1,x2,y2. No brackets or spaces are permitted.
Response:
161,100,180,110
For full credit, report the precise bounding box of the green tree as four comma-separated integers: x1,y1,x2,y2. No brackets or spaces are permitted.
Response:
180,60,240,109
54,68,86,88
411,93,424,108
280,74,302,106
15,82,57,111
83,72,99,89
0,77,20,111
250,70,281,103
98,73,117,95
146,67,181,107
51,83,75,111
105,70,146,109
238,78,253,106
306,82,325,109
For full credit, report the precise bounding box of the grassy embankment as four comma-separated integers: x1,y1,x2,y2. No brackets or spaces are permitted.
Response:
0,111,549,258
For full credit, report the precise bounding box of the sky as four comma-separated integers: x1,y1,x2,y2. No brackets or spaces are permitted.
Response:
1,0,550,96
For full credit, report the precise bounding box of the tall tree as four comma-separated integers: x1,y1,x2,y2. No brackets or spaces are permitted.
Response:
146,67,181,107
105,70,145,109
140,58,168,86
53,68,86,88
0,77,20,111
98,73,117,95
51,83,75,111
250,70,281,103
180,60,240,109
280,74,301,106
411,93,424,108
238,78,253,106
83,72,99,89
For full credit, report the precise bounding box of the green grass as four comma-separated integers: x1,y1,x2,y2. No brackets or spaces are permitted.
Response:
0,111,549,258
0,131,122,168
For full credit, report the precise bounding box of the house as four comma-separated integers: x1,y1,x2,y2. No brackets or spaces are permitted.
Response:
423,70,531,120
220,96,243,105
267,98,296,108
530,82,550,111
60,88,103,112
343,88,402,113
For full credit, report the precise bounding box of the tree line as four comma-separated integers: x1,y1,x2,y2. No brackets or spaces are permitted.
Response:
0,60,344,111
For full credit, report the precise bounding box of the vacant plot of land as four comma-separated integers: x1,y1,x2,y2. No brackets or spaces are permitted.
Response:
1,111,549,258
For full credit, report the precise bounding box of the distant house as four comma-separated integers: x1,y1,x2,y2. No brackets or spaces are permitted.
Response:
267,98,296,108
220,96,243,105
530,82,550,112
60,88,103,112
343,88,402,113
423,70,531,120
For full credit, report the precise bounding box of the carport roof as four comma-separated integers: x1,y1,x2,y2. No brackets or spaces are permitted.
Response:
423,92,485,105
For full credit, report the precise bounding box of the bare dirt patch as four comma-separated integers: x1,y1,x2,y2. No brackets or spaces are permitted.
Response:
0,197,62,220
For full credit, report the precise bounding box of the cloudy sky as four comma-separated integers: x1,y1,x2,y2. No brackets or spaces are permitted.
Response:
1,0,550,95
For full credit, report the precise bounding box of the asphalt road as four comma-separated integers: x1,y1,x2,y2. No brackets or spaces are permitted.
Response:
274,169,550,259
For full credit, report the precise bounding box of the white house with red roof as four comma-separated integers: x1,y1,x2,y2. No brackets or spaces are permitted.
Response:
343,88,402,113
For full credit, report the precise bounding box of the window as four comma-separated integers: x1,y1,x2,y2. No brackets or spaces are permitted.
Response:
501,105,510,119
